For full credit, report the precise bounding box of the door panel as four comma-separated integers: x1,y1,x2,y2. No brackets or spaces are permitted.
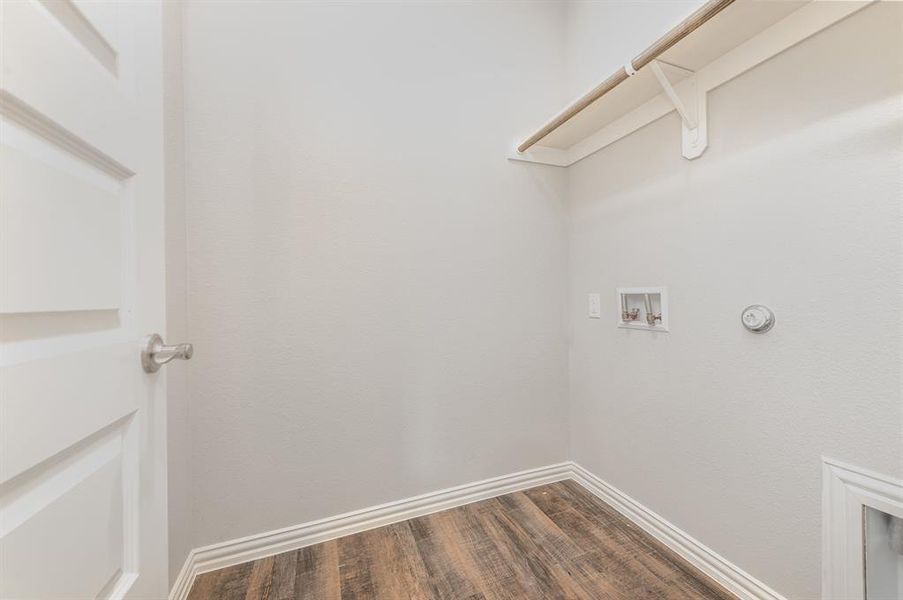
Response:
0,0,166,598
1,343,136,482
2,432,128,598
1,139,123,314
1,0,132,165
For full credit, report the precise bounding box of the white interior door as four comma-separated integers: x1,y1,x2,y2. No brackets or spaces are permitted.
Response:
0,0,168,598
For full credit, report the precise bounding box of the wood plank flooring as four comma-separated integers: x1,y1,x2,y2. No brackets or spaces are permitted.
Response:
187,480,735,599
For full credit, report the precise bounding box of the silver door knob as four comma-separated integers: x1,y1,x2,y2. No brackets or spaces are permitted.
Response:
141,333,193,373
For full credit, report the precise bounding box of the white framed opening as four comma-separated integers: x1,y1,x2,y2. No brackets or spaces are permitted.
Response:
822,458,903,599
616,287,669,332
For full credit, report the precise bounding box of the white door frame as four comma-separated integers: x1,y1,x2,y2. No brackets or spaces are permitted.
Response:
822,457,903,599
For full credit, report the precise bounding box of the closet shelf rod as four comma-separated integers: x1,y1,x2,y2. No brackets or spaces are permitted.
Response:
516,0,736,153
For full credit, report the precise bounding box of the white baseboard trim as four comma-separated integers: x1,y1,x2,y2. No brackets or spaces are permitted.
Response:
571,463,786,600
171,461,785,600
168,462,573,600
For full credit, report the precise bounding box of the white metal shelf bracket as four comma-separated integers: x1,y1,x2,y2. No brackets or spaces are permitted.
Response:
650,60,707,159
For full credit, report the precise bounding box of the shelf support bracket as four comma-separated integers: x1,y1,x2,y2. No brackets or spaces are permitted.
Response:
650,60,707,160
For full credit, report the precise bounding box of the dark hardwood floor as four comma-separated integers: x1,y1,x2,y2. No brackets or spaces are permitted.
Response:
187,480,735,599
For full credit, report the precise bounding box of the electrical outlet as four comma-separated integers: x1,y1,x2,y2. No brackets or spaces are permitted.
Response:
588,293,601,318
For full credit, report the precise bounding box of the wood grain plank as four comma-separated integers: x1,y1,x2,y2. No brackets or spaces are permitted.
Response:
493,491,586,565
550,481,733,599
407,511,488,600
370,522,433,599
212,561,255,600
524,481,598,516
186,482,737,600
550,550,634,600
267,550,298,600
542,503,731,599
186,571,220,600
551,480,668,555
295,542,339,600
337,531,377,598
335,523,433,599
478,500,593,599
532,480,625,525
243,555,274,600
453,502,533,600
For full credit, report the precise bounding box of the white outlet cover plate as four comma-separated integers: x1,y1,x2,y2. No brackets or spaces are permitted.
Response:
588,293,601,318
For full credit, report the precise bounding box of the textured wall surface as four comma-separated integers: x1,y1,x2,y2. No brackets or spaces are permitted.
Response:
567,5,903,598
171,4,903,597
182,0,570,548
564,0,704,98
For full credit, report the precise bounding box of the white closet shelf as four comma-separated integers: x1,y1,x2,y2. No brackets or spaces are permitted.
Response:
511,0,873,167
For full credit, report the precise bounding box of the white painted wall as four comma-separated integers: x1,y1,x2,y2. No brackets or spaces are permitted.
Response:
566,3,903,598
169,4,903,597
181,0,570,549
564,0,704,98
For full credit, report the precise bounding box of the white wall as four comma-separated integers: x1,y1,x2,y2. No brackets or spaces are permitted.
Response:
171,4,903,597
564,0,704,98
566,4,903,598
181,0,570,549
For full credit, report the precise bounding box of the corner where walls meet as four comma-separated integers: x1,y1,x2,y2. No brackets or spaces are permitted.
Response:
164,0,571,589
565,3,903,598
164,2,903,598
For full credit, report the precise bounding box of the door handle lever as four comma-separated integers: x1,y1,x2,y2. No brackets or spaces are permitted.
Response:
142,333,194,373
